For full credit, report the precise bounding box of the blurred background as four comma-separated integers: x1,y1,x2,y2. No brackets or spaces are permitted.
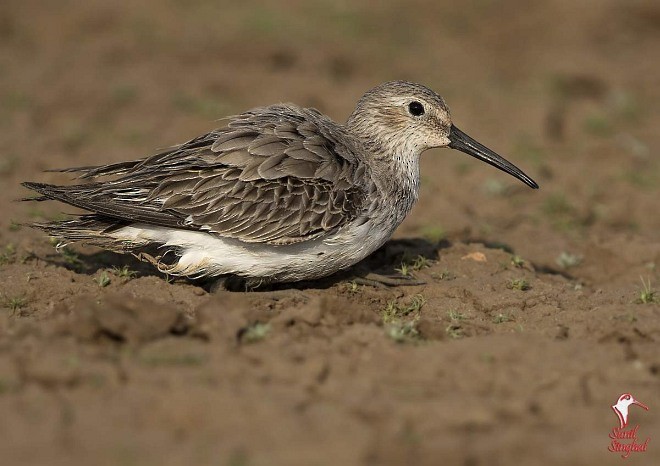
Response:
1,1,659,464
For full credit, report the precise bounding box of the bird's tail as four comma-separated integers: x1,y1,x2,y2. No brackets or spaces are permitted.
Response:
29,215,144,253
29,215,190,276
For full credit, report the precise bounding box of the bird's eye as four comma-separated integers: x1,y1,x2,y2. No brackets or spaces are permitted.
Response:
408,101,425,116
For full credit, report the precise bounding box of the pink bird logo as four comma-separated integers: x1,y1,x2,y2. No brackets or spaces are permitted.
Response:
612,393,649,429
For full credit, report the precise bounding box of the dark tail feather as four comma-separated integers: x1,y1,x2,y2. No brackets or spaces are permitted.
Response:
21,182,132,249
30,215,138,252
20,181,87,206
21,181,181,227
44,159,144,179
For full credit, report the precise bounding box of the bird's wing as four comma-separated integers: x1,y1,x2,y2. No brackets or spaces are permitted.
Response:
24,105,368,245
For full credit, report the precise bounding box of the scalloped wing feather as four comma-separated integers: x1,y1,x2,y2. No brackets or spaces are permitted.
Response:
24,104,367,246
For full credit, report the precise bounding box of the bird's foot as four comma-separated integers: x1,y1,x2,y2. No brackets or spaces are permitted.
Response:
207,275,268,293
206,276,309,300
207,275,254,293
352,272,425,288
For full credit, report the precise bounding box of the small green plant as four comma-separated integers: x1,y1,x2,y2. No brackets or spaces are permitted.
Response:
4,295,26,311
382,301,400,323
556,251,582,269
638,277,656,304
345,281,360,293
492,313,514,324
445,309,468,339
445,323,463,339
240,322,271,343
8,220,21,232
411,255,432,271
409,295,427,314
395,262,410,277
0,244,16,265
382,295,426,323
511,255,525,268
386,321,421,343
382,294,426,343
508,278,530,291
397,255,433,277
431,270,455,281
447,309,467,321
113,265,138,280
96,272,111,288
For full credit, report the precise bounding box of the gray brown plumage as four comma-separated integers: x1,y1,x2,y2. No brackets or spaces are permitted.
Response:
23,81,538,284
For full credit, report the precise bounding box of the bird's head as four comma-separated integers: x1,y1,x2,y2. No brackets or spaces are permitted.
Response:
347,80,538,189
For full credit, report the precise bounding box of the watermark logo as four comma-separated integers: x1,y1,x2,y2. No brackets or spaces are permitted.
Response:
608,393,650,458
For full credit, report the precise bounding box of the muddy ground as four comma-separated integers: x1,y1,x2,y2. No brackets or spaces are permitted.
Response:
1,1,659,465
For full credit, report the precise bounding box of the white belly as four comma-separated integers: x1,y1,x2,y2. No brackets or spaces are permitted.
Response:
115,216,396,282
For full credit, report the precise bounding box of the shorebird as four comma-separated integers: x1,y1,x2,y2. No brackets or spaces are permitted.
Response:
612,393,649,428
23,81,538,287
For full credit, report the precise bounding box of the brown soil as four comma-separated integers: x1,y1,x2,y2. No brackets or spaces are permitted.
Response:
1,1,659,464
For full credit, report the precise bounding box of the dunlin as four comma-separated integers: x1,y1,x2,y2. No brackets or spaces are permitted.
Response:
23,81,538,287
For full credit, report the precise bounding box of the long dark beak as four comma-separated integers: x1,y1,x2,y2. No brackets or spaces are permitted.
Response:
448,125,539,189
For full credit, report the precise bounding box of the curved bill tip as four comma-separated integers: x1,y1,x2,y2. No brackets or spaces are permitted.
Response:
448,125,539,189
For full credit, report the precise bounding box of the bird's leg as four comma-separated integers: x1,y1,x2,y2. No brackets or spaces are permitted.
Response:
206,275,249,293
244,289,310,301
206,276,309,300
207,276,229,293
352,272,426,287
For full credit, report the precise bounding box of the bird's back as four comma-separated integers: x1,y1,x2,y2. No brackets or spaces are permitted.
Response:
23,103,373,248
